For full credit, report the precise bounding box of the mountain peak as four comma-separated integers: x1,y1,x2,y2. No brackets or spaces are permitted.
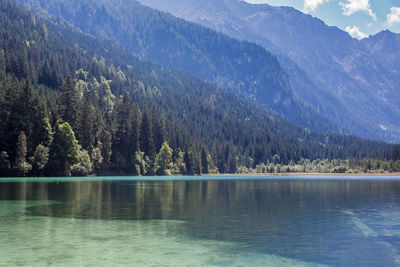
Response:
374,29,396,37
136,0,400,143
363,29,400,44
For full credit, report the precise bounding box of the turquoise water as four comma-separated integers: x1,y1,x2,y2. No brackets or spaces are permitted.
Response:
1,176,400,266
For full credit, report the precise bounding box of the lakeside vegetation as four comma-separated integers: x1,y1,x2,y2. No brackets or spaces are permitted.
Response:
237,158,400,175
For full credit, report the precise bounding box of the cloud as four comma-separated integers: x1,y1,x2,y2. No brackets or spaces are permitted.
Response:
340,0,376,20
345,26,368,39
387,7,400,26
303,0,329,13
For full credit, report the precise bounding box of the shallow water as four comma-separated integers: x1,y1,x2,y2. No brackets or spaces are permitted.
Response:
1,176,400,266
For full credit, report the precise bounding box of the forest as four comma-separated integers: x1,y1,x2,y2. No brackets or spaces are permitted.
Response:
1,0,399,177
15,0,339,133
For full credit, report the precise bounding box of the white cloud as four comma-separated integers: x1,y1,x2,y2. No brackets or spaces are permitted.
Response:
345,26,368,39
387,7,400,26
340,0,376,20
303,0,329,13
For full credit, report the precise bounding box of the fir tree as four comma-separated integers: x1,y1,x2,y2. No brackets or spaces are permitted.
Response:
14,132,32,176
140,110,154,157
60,76,78,126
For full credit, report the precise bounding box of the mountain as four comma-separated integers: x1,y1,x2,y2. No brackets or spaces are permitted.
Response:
2,0,393,177
362,30,400,73
138,0,400,143
14,0,339,133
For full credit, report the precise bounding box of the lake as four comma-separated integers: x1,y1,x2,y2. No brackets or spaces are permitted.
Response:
1,176,400,266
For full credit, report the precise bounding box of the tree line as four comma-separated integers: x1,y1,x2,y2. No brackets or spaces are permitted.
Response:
0,0,399,177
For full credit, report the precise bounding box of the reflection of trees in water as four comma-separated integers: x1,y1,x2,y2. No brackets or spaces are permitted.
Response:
5,180,399,222
2,179,400,266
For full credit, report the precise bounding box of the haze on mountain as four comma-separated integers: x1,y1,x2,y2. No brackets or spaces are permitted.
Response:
15,0,340,134
139,0,400,143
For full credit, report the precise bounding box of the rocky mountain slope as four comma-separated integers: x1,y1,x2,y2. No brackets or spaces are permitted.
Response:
139,0,400,143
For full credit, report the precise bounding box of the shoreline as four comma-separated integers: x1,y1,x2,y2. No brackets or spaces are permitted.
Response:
206,172,400,177
1,173,400,180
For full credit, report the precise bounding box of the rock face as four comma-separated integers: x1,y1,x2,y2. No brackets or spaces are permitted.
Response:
139,0,400,143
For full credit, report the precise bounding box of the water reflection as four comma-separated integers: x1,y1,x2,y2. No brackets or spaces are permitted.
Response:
1,179,400,266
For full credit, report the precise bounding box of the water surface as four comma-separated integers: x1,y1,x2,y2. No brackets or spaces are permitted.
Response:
1,176,400,266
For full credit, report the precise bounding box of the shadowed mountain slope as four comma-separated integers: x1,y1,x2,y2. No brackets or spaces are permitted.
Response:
139,0,400,143
15,0,339,133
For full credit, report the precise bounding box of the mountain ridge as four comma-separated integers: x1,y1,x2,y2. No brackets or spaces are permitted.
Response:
138,0,400,143
15,0,339,133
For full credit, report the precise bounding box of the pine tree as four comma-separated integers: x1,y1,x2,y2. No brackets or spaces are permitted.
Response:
98,127,112,169
60,76,78,126
133,151,147,176
129,104,140,157
14,132,32,176
227,153,237,174
113,93,133,170
172,149,186,175
7,80,52,156
201,146,210,174
152,111,165,152
192,152,201,175
76,90,96,153
38,61,52,87
140,110,154,157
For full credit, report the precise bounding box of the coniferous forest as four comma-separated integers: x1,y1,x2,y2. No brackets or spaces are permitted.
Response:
1,0,400,177
14,0,339,133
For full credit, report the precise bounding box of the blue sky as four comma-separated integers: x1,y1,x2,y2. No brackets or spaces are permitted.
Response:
245,0,400,38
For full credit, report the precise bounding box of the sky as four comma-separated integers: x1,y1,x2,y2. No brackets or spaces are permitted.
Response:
245,0,400,39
